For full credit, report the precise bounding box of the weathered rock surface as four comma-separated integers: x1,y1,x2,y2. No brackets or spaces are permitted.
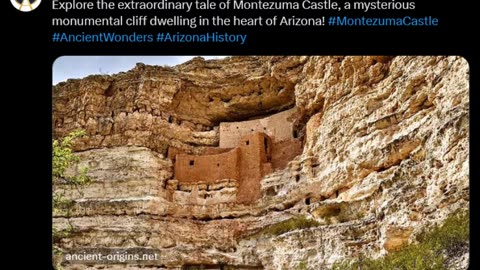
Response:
53,56,469,270
53,56,305,155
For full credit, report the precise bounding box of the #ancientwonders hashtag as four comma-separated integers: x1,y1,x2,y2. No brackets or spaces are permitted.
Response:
52,33,60,42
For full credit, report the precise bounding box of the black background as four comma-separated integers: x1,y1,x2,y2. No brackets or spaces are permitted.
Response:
5,0,477,268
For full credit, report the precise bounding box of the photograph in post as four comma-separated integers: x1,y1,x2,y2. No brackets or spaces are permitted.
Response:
52,56,469,270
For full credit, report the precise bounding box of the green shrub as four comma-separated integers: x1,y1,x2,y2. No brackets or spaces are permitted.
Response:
332,209,469,270
257,216,321,237
52,130,91,270
297,261,308,270
52,130,91,215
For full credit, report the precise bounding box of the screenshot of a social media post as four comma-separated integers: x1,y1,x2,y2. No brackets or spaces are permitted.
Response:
9,0,474,269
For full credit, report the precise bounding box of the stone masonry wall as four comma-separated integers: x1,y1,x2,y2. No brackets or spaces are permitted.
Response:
271,139,303,169
174,149,240,184
219,108,298,148
174,132,273,203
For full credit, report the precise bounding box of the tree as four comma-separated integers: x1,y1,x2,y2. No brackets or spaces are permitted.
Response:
52,130,90,269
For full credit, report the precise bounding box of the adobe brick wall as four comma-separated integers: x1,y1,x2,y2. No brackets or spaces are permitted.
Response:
236,133,272,203
171,108,303,204
174,132,273,203
174,148,240,184
271,139,303,169
167,146,231,161
202,147,232,155
219,108,298,148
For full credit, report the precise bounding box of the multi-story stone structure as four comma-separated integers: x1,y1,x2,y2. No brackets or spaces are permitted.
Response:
169,108,303,203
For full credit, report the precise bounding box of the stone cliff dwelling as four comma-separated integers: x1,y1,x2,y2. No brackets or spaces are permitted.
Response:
168,108,303,203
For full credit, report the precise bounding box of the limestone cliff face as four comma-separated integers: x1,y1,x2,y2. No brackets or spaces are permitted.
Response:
52,56,469,270
53,56,304,154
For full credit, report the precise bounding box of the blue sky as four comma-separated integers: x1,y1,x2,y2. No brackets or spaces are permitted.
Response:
52,56,226,84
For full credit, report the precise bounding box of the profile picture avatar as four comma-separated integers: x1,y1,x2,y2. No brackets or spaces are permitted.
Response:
11,0,41,12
